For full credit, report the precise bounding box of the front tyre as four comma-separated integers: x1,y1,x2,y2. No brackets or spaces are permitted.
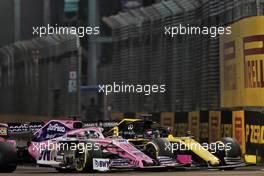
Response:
144,138,173,160
74,141,102,172
213,137,242,166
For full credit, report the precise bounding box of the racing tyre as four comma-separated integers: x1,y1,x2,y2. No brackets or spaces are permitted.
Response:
74,141,102,172
0,142,17,173
144,138,173,160
213,137,242,166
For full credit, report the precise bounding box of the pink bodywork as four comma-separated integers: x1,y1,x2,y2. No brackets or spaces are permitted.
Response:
177,155,192,165
28,120,154,168
68,127,154,168
0,123,16,148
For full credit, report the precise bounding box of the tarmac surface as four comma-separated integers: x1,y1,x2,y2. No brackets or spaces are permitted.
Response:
1,165,264,176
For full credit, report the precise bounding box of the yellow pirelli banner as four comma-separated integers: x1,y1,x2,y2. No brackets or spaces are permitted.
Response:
209,111,221,143
220,16,264,107
160,112,175,130
232,111,246,154
188,111,200,140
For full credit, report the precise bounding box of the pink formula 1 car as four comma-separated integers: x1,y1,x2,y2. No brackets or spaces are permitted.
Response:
0,123,17,172
28,120,184,172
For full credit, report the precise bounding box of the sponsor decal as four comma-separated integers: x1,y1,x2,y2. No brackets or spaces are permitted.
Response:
0,127,7,136
39,149,52,161
232,111,245,154
35,121,70,142
131,160,140,166
93,158,110,171
244,111,264,155
128,124,133,130
85,121,118,128
8,123,28,133
244,35,264,88
246,124,264,144
113,139,127,145
47,124,66,133
209,111,221,142
8,122,44,133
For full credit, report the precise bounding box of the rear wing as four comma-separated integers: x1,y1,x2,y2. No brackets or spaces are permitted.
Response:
31,120,83,142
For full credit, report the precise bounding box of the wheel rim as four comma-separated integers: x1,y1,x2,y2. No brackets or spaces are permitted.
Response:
75,144,87,172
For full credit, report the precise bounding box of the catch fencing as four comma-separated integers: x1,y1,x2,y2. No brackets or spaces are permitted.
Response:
0,34,81,118
103,0,264,112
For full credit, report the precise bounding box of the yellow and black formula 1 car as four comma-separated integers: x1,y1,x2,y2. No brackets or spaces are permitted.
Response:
105,118,246,170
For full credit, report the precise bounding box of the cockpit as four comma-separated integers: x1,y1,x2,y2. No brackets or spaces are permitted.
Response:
66,128,105,139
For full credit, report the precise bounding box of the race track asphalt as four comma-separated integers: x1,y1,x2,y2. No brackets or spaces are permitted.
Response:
1,165,263,176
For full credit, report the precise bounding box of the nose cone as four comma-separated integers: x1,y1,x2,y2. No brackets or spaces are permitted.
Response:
209,158,220,166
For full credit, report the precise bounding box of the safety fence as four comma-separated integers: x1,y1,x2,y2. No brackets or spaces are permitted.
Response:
103,0,264,113
0,34,81,118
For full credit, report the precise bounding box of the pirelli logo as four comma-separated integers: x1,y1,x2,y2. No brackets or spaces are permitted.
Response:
244,35,264,88
234,117,243,146
209,112,221,143
220,17,264,107
232,111,245,154
246,124,264,144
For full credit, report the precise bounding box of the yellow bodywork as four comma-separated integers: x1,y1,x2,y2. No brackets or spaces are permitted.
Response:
167,135,220,166
109,118,142,136
111,118,220,166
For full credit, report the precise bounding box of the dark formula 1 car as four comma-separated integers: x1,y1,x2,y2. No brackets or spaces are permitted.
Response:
27,120,182,172
0,123,17,172
106,118,246,170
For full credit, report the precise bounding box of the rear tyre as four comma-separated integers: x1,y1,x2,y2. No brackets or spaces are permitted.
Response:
0,142,17,173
